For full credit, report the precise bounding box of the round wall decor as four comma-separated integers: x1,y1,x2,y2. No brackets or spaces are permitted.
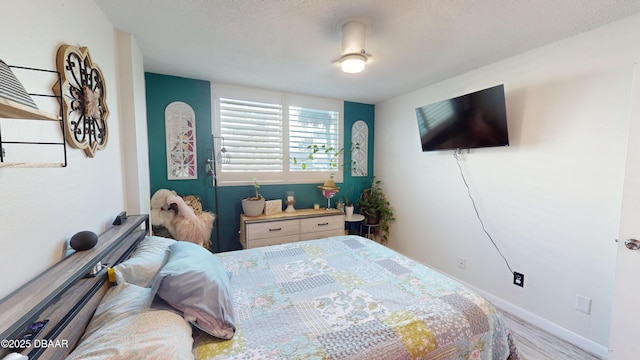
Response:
53,45,109,158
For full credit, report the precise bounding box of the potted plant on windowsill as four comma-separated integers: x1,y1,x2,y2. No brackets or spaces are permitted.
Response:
357,178,395,243
241,177,265,217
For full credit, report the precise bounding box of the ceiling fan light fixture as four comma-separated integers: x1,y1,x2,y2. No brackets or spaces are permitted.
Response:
338,19,370,74
340,53,367,74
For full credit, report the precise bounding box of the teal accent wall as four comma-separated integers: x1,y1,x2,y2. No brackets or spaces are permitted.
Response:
145,73,216,241
145,73,375,252
146,73,212,194
343,101,375,206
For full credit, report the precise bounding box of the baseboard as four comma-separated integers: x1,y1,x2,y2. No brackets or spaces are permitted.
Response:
466,284,609,359
400,256,610,358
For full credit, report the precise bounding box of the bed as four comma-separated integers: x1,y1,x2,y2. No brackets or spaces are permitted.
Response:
0,214,517,360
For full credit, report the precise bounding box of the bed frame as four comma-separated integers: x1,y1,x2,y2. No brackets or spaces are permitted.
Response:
0,214,149,359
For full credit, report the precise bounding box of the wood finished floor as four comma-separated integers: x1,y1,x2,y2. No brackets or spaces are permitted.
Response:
501,311,602,360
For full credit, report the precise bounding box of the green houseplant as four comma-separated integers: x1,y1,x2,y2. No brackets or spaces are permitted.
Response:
357,178,395,243
294,144,341,171
292,142,362,177
342,186,355,217
241,177,265,217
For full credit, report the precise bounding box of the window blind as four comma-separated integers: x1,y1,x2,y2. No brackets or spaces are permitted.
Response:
219,97,283,172
289,106,339,172
214,85,343,185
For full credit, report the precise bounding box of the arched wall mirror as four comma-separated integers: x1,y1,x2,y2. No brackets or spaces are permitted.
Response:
165,101,197,180
351,120,368,176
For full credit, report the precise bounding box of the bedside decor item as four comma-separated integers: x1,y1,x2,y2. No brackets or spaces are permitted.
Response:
241,177,265,217
53,44,109,158
70,231,98,251
345,203,354,217
285,191,295,212
343,187,355,217
318,178,340,210
264,199,283,215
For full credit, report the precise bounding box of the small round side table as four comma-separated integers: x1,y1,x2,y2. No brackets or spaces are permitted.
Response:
363,222,380,241
345,214,365,236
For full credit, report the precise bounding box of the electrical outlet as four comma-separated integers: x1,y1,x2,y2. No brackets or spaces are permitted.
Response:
575,295,592,314
513,272,524,287
457,257,466,270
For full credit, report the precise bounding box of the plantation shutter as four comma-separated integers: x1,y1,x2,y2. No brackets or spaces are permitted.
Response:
289,106,339,172
219,97,283,173
214,85,343,185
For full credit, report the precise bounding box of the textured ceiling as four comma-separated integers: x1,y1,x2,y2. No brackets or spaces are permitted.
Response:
95,0,640,104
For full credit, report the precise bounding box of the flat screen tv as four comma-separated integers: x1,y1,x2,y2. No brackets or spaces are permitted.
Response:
416,84,509,152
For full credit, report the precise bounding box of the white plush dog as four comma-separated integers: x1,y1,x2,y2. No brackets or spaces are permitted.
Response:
150,189,214,248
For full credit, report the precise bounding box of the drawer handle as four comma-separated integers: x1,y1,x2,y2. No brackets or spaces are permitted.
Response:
317,222,329,226
269,227,282,232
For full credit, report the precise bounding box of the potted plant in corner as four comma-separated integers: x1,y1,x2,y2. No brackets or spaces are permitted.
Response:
241,177,265,217
357,178,395,243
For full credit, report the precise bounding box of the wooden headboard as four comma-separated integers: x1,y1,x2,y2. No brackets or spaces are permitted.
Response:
0,214,149,359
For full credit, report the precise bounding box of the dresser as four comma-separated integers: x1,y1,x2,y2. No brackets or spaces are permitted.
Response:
239,208,345,248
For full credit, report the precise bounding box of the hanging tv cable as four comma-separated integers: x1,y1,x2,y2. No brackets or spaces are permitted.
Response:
453,149,514,275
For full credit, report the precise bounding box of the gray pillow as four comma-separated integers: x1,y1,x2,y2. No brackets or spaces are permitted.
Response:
151,241,235,339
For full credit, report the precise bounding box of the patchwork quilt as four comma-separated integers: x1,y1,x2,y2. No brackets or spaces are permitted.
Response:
195,236,514,359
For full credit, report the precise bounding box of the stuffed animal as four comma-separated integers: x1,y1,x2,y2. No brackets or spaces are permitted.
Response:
150,189,179,228
150,189,215,249
182,195,203,216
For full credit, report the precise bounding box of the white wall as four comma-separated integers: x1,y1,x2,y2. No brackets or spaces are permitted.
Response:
0,0,148,299
117,31,151,215
376,14,640,357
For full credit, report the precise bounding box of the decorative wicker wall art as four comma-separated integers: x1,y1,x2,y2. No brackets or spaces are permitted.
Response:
53,45,109,157
165,101,197,180
351,120,368,176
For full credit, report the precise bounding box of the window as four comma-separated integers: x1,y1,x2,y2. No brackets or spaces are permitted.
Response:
219,97,283,173
213,85,343,185
289,106,340,172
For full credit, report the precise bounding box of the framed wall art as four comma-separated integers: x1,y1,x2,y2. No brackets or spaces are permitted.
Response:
165,101,197,180
53,45,109,158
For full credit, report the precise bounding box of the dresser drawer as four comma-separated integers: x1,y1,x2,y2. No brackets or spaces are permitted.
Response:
248,234,300,248
299,228,344,241
246,219,299,240
300,215,344,234
240,209,345,249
